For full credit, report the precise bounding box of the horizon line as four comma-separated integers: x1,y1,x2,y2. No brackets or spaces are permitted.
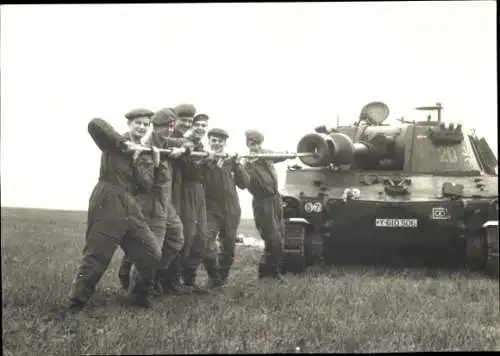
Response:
0,205,256,220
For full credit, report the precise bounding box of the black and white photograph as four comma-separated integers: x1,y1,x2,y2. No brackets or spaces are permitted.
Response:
1,1,498,354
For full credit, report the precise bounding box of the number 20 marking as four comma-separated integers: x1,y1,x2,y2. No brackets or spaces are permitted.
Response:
438,146,458,163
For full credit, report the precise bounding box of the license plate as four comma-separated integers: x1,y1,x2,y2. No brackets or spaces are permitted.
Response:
375,218,418,228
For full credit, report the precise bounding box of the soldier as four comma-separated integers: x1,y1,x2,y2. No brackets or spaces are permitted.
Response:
242,130,287,282
116,109,155,291
118,108,186,296
65,109,163,314
149,108,188,294
160,104,200,294
201,128,249,288
175,112,213,293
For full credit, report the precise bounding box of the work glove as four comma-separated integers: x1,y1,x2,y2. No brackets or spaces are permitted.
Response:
124,141,148,161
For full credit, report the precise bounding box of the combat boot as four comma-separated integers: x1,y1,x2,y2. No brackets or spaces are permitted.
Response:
152,280,163,298
157,270,193,296
130,293,154,308
270,253,286,284
258,254,271,279
259,270,286,284
129,284,155,308
167,255,193,295
218,265,232,286
185,282,210,295
205,276,225,289
168,282,194,295
161,258,194,295
61,299,85,319
163,272,194,295
204,259,223,289
270,271,286,284
183,270,210,295
258,263,269,279
259,253,285,283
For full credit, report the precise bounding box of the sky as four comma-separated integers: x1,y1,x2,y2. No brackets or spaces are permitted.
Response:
0,2,497,218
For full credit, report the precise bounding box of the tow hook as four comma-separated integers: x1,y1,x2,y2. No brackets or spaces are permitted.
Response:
442,182,464,199
382,177,411,196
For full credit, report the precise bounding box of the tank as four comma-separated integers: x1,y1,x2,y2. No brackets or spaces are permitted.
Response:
279,101,498,278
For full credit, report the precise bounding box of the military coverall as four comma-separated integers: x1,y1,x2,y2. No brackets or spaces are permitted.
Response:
202,157,250,284
159,131,209,288
177,140,210,286
68,118,162,308
118,133,184,293
244,155,287,278
154,133,193,292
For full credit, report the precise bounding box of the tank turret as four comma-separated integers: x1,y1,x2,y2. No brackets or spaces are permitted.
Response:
293,101,495,174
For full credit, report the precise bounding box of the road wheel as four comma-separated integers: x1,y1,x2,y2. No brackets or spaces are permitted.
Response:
305,232,324,267
465,224,499,278
280,223,307,275
484,223,499,279
465,232,487,271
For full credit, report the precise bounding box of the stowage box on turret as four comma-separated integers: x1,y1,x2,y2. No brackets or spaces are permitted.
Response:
280,102,498,278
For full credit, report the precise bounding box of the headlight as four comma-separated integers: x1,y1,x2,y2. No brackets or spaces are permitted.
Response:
282,196,301,218
304,201,323,213
342,188,361,202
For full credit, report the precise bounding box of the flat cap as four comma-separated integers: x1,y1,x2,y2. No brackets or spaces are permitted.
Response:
245,129,264,143
125,108,154,120
173,103,196,118
152,107,178,126
193,113,209,123
207,128,229,139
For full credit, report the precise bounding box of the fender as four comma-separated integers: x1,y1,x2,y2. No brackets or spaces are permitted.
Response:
286,217,311,225
482,221,499,228
283,218,310,251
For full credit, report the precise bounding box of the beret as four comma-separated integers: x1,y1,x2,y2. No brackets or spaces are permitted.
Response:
207,128,229,139
173,103,196,118
125,109,154,120
193,113,209,123
125,108,154,120
245,129,264,143
152,107,178,126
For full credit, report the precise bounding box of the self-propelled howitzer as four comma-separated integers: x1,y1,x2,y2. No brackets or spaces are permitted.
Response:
279,101,498,278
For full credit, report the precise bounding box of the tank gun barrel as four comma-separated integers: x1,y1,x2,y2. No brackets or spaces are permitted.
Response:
353,142,370,156
296,131,396,168
239,152,316,159
297,132,370,167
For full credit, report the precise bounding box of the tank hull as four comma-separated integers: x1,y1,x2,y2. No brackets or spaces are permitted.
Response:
319,199,466,267
283,197,498,271
323,199,462,244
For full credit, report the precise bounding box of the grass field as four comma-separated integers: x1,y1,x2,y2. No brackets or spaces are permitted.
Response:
2,206,499,354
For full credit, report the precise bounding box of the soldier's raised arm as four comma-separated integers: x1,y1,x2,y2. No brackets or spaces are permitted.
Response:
242,159,262,196
133,147,162,194
88,118,131,154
